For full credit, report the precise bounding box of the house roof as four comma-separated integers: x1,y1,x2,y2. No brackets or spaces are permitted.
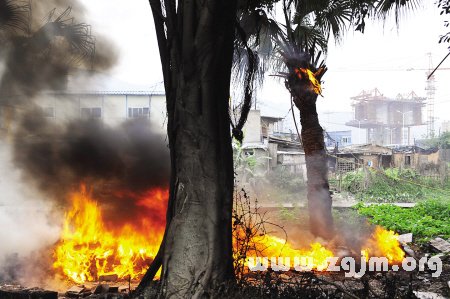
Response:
241,143,268,150
268,136,302,148
339,143,392,155
38,71,166,96
277,151,305,155
261,115,284,122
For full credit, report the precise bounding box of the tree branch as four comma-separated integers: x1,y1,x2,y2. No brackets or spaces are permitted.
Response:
149,0,170,92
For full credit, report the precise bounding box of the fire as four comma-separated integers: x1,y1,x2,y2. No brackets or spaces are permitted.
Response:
240,226,405,272
362,226,405,264
245,234,334,271
53,185,167,283
54,187,403,282
294,67,324,95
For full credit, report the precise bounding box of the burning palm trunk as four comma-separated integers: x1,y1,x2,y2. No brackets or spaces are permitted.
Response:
283,59,333,240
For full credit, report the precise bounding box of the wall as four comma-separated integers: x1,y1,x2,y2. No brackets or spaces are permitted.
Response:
33,93,167,133
392,151,440,170
242,110,261,144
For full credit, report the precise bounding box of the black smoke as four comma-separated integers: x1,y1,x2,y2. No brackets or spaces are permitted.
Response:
14,115,170,226
0,1,168,232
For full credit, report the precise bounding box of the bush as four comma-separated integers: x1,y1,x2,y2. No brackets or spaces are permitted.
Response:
357,200,450,242
340,168,446,202
266,167,306,194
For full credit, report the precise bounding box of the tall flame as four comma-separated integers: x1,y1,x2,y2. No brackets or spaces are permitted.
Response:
53,185,167,283
362,226,405,264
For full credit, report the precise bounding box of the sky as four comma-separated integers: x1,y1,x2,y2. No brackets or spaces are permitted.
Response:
78,0,450,143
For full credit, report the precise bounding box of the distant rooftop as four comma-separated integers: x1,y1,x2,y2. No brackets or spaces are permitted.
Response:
261,115,284,121
46,71,166,96
48,90,165,96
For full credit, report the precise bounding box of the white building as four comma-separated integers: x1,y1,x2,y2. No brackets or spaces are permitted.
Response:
0,76,167,136
37,90,166,131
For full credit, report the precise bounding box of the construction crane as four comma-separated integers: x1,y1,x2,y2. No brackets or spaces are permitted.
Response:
426,53,436,138
425,51,450,138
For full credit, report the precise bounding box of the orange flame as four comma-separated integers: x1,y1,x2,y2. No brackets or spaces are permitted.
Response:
240,226,405,272
54,187,404,282
241,233,333,271
362,226,405,264
294,67,324,95
53,186,167,283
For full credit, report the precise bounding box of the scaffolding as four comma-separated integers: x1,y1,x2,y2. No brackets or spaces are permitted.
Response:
346,88,425,145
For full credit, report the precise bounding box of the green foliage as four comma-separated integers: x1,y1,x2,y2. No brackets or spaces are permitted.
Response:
340,168,449,202
357,200,450,242
266,166,306,194
423,132,450,148
341,170,365,194
278,206,297,221
233,141,259,177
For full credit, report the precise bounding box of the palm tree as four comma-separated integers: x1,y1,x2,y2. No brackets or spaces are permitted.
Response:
274,0,355,239
232,0,422,239
1,2,95,141
0,0,30,38
1,5,94,98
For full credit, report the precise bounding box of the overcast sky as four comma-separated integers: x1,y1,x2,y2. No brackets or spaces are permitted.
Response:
79,0,450,141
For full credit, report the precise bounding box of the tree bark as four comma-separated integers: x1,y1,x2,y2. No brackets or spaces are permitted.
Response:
288,78,334,240
145,0,237,298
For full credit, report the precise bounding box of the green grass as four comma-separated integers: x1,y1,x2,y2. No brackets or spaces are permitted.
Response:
338,168,450,203
356,200,450,242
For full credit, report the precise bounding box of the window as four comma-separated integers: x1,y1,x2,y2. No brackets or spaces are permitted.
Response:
342,137,351,144
337,157,355,173
243,149,255,157
81,107,102,118
128,107,150,118
405,155,411,166
42,107,54,118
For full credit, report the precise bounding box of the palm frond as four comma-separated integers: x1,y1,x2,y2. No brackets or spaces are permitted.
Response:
233,8,281,88
374,0,422,25
294,17,328,53
293,0,329,21
30,7,95,65
314,0,352,41
0,0,30,34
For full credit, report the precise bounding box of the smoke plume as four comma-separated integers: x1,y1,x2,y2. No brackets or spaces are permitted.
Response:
14,116,170,227
0,0,169,285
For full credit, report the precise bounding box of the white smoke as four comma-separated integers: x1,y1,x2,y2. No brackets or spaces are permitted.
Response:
0,143,61,283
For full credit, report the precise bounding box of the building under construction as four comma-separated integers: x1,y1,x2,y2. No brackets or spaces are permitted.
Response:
346,89,425,145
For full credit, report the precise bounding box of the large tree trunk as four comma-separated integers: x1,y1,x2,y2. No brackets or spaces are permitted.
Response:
288,78,334,240
145,0,237,297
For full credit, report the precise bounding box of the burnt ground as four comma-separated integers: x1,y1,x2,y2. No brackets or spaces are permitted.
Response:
1,248,448,298
138,264,450,299
2,262,449,299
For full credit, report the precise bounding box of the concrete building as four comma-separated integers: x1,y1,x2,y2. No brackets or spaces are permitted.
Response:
325,130,352,148
36,90,166,130
241,110,305,176
0,75,167,137
333,144,393,173
346,89,425,145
